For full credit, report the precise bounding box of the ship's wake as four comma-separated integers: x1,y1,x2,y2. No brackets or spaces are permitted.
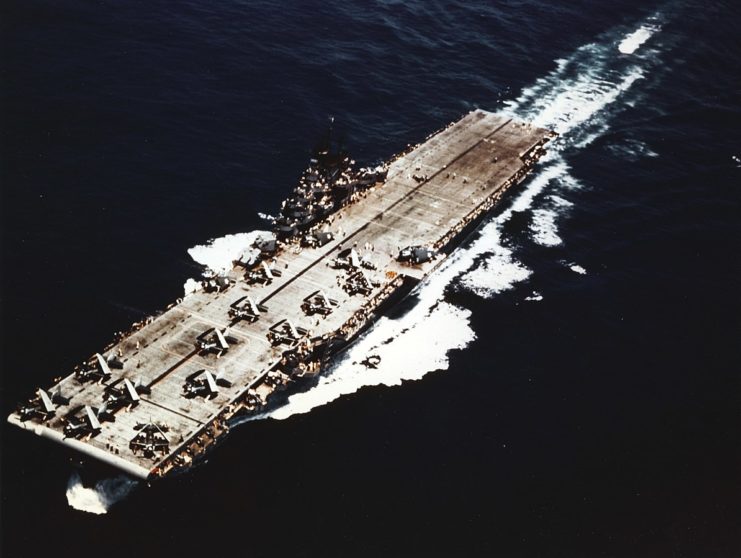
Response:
66,472,138,515
191,14,666,421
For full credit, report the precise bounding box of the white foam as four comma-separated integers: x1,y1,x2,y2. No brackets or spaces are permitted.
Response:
528,191,578,248
66,472,138,515
502,18,659,149
569,264,587,275
607,138,659,161
479,17,657,281
505,66,646,142
460,245,532,297
257,212,275,223
265,302,474,420
187,231,273,275
637,141,658,158
619,24,660,54
525,291,543,302
183,277,202,297
456,160,570,297
549,195,574,208
530,208,563,246
464,16,661,294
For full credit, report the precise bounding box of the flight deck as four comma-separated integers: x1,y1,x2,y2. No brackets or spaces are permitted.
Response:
8,110,554,479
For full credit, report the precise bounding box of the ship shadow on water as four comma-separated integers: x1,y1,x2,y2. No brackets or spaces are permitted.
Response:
376,289,421,321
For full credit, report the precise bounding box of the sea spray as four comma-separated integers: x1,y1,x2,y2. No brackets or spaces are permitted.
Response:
66,472,138,515
184,230,274,295
618,23,661,54
187,231,274,275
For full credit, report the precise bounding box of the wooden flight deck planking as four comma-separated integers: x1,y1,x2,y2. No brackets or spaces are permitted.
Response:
8,110,553,478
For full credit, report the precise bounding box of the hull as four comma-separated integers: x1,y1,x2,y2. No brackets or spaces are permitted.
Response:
8,109,554,479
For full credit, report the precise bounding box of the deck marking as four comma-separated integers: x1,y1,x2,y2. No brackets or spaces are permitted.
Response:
140,398,204,425
147,349,198,389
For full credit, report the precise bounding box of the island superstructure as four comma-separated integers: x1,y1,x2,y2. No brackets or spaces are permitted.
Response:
8,110,554,479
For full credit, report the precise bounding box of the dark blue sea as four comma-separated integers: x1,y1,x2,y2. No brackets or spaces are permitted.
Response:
2,1,740,556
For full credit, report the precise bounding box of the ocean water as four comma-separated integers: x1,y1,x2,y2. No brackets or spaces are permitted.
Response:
2,1,740,556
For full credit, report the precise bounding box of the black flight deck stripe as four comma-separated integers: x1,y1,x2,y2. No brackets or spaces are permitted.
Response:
146,349,199,389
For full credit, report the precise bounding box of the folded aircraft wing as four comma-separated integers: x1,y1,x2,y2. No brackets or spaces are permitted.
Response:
262,261,274,280
247,297,261,315
204,371,219,394
38,389,55,413
95,353,112,377
215,329,229,350
85,406,102,430
287,320,299,339
123,378,141,402
350,249,360,268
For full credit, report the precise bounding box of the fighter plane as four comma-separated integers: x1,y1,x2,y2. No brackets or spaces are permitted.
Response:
62,405,104,439
130,421,170,458
196,327,236,357
75,353,114,383
397,245,438,265
343,270,378,296
331,247,362,270
301,290,338,316
267,319,308,346
103,377,150,412
332,247,376,271
17,388,68,422
202,273,231,293
246,261,283,285
256,238,278,257
182,369,232,399
229,296,267,323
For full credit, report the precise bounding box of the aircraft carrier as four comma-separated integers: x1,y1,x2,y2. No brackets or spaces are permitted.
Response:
7,110,554,480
